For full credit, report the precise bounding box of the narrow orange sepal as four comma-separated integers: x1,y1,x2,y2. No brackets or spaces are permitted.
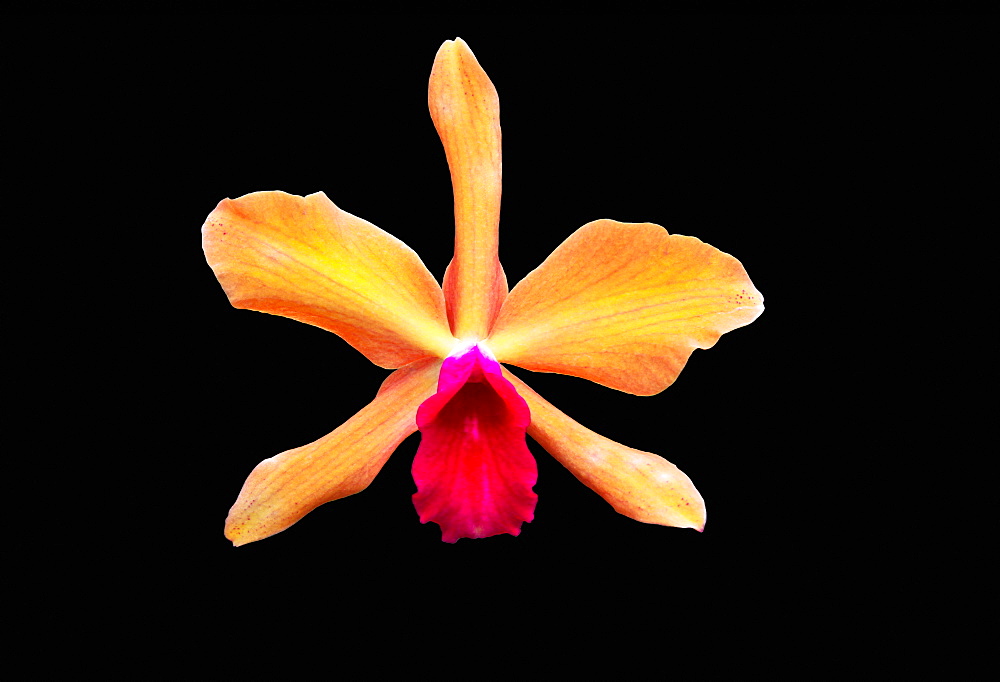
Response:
504,369,706,531
224,358,441,546
429,38,507,340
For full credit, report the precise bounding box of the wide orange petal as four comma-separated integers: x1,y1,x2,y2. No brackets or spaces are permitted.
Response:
488,220,763,395
224,358,441,546
203,190,455,368
429,38,507,340
504,369,706,530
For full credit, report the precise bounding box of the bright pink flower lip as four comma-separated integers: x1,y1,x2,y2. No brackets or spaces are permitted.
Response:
412,345,537,542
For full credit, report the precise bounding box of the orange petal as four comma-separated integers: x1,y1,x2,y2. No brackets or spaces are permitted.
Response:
203,190,455,368
429,38,507,340
504,369,706,531
224,358,442,546
488,220,763,395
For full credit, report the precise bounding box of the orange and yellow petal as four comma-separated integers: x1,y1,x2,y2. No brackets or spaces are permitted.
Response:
504,369,706,531
488,220,763,395
203,190,455,369
429,38,507,339
224,358,441,546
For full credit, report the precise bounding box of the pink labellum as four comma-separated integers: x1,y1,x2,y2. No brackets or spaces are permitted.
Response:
413,346,537,542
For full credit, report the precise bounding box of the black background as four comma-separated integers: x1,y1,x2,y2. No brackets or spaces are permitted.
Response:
17,12,990,667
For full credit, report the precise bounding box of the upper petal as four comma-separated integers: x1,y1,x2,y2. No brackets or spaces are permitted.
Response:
488,220,763,395
203,190,455,368
225,357,441,546
429,38,507,340
504,369,706,531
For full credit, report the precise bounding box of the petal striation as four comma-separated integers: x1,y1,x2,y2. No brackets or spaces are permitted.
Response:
413,346,537,542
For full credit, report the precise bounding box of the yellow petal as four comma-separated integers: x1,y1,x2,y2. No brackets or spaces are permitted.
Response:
225,358,442,546
203,190,455,368
429,38,507,340
504,369,706,530
488,220,763,395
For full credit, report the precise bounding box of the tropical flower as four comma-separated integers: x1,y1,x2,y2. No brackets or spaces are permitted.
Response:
202,38,763,545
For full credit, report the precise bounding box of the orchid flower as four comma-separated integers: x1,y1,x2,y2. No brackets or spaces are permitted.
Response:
203,38,763,545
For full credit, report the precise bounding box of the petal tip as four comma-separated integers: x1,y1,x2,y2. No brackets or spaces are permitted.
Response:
224,521,257,547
